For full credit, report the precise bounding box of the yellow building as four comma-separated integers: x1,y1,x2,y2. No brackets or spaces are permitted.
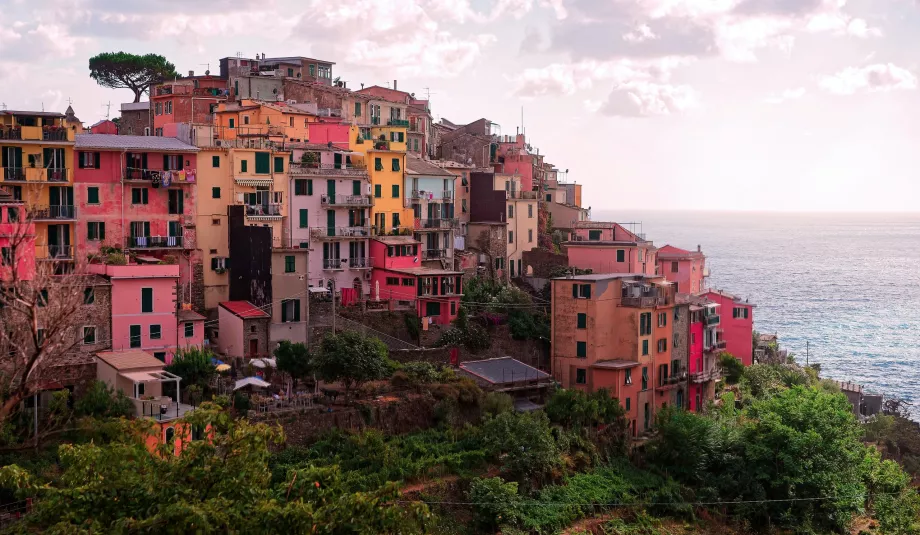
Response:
195,143,291,309
0,110,77,261
212,100,316,143
350,124,411,235
492,173,539,278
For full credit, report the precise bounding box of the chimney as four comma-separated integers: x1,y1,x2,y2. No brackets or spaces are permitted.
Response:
394,80,398,90
188,70,194,77
697,244,701,252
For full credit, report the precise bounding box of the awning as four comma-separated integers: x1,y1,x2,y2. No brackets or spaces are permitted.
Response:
251,358,276,369
234,377,271,390
120,370,180,383
234,178,274,187
308,287,330,294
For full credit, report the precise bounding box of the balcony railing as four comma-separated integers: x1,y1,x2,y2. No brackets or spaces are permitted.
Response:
387,119,409,127
29,205,76,220
349,257,372,269
123,168,195,184
657,370,687,389
371,116,381,125
323,258,345,270
415,218,459,230
37,244,74,260
0,127,72,142
410,190,452,200
371,139,390,151
244,204,283,219
310,226,371,240
422,249,447,260
321,194,372,207
705,315,720,326
125,236,185,249
1,168,69,183
507,190,538,200
621,296,666,308
289,162,368,177
690,369,721,383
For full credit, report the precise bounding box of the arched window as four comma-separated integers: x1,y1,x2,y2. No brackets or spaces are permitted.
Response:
165,426,175,444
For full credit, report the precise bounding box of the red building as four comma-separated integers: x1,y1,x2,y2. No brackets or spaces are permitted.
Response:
369,236,462,325
151,75,228,136
686,295,723,412
0,186,34,281
657,245,707,294
565,221,657,276
702,290,754,366
493,133,543,192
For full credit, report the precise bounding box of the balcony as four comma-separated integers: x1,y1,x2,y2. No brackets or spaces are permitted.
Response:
621,296,666,308
387,119,409,127
37,244,74,261
244,204,283,221
507,190,538,200
125,236,185,249
656,371,688,391
29,205,76,221
415,218,459,231
323,258,346,271
690,369,721,384
321,194,372,207
1,168,70,183
349,257,372,269
0,126,73,142
422,249,447,260
371,139,391,151
704,314,720,326
123,168,196,184
410,190,452,201
310,226,370,240
290,161,368,177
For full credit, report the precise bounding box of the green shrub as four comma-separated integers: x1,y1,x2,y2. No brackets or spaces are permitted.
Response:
481,392,514,417
75,380,134,419
468,477,522,530
400,362,439,384
233,391,251,412
481,411,561,487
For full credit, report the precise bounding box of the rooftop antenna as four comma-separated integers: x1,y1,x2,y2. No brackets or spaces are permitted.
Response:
200,63,211,75
66,97,73,106
102,101,111,119
1,103,7,111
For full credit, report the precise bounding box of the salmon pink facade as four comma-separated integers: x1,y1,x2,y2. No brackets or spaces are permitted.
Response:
702,290,754,366
657,244,707,294
565,222,657,276
0,196,35,281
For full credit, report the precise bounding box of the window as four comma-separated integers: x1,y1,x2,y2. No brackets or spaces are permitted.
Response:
733,307,750,319
87,187,100,204
528,204,533,218
240,159,248,173
508,205,514,218
528,229,533,243
274,157,284,173
229,118,235,129
674,307,680,321
212,219,220,226
212,187,221,199
577,313,587,329
642,340,649,356
414,139,419,151
658,312,667,327
294,179,308,195
163,154,181,171
165,101,172,114
691,332,696,345
354,102,361,116
589,230,602,241
658,338,667,353
575,368,587,385
392,213,400,229
402,278,415,286
150,325,162,340
131,188,149,205
168,189,184,214
255,152,270,174
375,158,383,171
212,155,220,168
243,115,250,125
616,249,625,262
386,277,400,285
671,261,679,273
154,102,162,116
130,325,141,348
625,397,631,411
82,326,96,345
639,312,652,336
299,209,308,228
7,207,17,222
280,299,301,322
83,287,95,305
391,184,399,198
576,341,587,358
141,288,153,313
306,179,313,195
391,158,400,172
87,222,105,241
641,367,648,390
284,255,296,273
572,283,591,299
374,184,382,198
508,231,513,244
546,194,552,202
184,322,194,338
0,247,9,267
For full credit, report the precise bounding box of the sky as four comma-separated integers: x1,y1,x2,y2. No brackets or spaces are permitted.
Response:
1,0,919,211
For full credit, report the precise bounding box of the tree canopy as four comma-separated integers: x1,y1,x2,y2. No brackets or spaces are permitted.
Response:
165,347,216,391
274,341,312,384
88,52,179,103
312,331,391,397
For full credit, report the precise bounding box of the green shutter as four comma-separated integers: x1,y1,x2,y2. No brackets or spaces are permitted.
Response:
572,284,578,298
229,117,235,129
307,179,313,195
577,341,587,358
132,189,140,204
577,313,586,329
211,258,218,270
212,187,220,198
142,189,148,204
87,222,96,240
87,187,99,204
163,154,170,171
374,185,381,198
353,180,360,195
584,285,591,299
255,152,270,174
241,159,247,173
185,322,194,337
281,301,288,322
212,155,220,167
299,209,308,228
99,222,106,240
355,102,361,116
141,288,153,313
391,184,399,198
293,300,301,322
274,156,284,173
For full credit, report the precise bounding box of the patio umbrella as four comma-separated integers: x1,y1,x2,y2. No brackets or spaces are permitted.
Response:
216,364,231,372
234,377,271,391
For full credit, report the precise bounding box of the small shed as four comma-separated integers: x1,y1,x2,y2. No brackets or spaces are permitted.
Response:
459,357,553,409
216,301,271,358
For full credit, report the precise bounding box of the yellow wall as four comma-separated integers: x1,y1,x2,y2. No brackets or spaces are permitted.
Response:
213,100,313,141
367,151,411,233
370,126,408,152
507,198,538,276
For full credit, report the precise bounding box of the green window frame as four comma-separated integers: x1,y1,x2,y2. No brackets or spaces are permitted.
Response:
576,341,587,358
149,324,161,340
307,179,313,195
184,322,194,338
141,288,153,313
589,230,601,240
354,102,361,116
391,158,400,172
577,313,587,329
374,184,382,198
617,249,625,262
575,368,587,385
274,156,284,173
294,179,307,195
240,159,248,173
391,184,399,198
625,369,632,385
299,209,308,228
642,340,649,356
130,325,141,348
255,152,270,174
212,187,220,198
625,397,631,411
284,255,296,273
212,155,220,167
641,367,648,390
87,187,100,204
229,118,235,129
131,188,149,205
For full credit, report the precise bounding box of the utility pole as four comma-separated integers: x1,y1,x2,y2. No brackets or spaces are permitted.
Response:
331,280,336,334
806,340,809,367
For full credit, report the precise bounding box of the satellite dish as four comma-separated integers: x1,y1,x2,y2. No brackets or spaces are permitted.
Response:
414,257,419,263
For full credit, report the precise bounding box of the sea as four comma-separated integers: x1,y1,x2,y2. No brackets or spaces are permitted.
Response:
593,210,919,416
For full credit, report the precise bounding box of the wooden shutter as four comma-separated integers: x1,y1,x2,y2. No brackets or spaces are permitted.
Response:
94,152,101,169
163,154,170,171
293,300,301,322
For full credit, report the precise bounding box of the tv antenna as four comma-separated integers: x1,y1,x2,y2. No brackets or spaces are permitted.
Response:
102,101,111,119
200,63,211,75
66,97,73,106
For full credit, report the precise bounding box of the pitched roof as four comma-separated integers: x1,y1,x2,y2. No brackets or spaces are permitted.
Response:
220,301,270,319
657,245,703,259
75,134,199,152
96,350,165,371
120,102,150,112
386,267,463,276
406,155,454,177
0,110,65,118
178,309,206,322
460,357,550,385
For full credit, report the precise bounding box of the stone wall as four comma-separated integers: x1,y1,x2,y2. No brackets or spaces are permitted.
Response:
119,109,151,136
522,248,568,278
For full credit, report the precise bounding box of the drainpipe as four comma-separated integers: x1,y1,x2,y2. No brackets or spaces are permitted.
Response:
121,150,127,249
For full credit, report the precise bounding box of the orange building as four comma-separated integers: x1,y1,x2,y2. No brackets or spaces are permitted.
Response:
550,273,678,436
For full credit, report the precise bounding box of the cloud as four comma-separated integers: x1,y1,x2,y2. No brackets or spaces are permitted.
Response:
510,56,693,97
598,81,699,117
765,87,806,104
623,24,658,43
819,63,918,95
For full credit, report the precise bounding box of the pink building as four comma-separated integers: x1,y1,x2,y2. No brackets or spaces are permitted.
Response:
369,236,462,325
0,187,34,281
686,296,723,412
74,134,200,302
493,133,539,191
88,261,205,364
657,245,707,295
565,222,657,276
702,290,754,366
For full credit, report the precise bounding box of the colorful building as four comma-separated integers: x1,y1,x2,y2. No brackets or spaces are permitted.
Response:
0,186,34,281
151,75,228,136
702,290,755,366
215,301,271,358
351,115,410,235
0,109,77,263
686,295,723,412
356,84,432,158
405,155,457,263
657,245,708,294
565,222,657,276
550,273,678,436
88,261,205,364
369,236,462,324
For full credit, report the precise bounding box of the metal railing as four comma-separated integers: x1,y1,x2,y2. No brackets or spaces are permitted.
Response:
621,296,666,308
507,190,538,199
387,119,409,127
416,218,459,230
289,161,368,176
422,249,447,260
321,194,372,207
29,205,75,220
323,258,345,270
410,190,453,200
0,126,71,142
2,168,69,182
124,168,195,183
690,369,721,383
705,315,720,326
658,370,687,388
371,139,390,151
349,257,372,269
245,204,282,217
310,226,371,239
37,244,73,260
371,116,381,125
125,236,184,249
